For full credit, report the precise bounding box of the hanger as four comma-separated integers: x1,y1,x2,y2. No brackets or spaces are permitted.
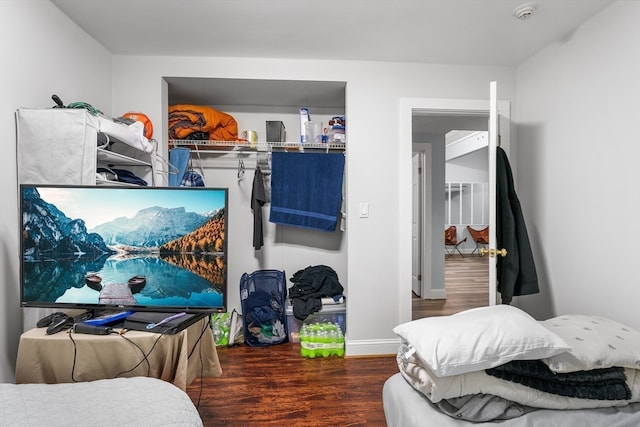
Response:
237,158,245,180
155,153,179,176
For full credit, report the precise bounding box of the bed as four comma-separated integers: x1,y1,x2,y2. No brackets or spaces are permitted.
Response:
383,305,640,426
384,373,640,426
0,377,203,426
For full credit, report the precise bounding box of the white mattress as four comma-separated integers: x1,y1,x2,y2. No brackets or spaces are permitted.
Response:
383,373,640,427
0,377,203,427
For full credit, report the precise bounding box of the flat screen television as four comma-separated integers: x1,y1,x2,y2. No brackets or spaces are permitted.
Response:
20,184,228,313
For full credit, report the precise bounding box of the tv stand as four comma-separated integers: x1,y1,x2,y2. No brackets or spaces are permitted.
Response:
16,316,220,391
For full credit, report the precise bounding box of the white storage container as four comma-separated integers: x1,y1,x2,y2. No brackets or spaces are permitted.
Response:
286,299,346,343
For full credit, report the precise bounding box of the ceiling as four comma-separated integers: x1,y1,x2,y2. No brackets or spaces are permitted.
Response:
49,0,615,139
51,0,615,66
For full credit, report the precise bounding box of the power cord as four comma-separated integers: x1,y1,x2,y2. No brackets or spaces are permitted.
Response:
187,316,212,408
66,315,212,403
113,331,166,379
113,332,154,378
188,316,211,359
67,328,165,382
68,331,80,383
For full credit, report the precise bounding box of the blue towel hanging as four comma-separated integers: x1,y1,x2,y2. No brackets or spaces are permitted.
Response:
269,152,344,232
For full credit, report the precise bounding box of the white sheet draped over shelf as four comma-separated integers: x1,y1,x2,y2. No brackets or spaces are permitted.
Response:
16,108,156,186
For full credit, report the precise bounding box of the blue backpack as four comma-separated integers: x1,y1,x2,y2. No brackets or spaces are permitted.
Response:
240,269,288,346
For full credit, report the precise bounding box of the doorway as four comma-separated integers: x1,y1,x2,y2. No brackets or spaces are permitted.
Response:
411,115,488,319
399,94,510,324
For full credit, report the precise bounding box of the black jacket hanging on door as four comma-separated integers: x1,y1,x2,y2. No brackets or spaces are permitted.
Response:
496,147,539,303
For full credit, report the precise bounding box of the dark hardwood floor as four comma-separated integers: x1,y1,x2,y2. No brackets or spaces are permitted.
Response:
186,342,398,426
186,254,488,426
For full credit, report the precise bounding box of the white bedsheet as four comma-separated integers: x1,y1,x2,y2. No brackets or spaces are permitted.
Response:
0,377,203,427
383,373,640,427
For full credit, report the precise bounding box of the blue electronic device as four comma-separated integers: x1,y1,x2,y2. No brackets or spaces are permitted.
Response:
83,310,135,326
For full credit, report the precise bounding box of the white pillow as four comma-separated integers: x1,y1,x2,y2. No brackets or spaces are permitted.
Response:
393,305,570,377
541,314,640,373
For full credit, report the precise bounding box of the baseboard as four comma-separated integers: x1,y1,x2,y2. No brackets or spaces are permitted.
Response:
422,288,447,299
345,337,400,356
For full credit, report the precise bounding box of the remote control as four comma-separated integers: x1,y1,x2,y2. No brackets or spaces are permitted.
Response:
37,312,68,328
46,315,73,335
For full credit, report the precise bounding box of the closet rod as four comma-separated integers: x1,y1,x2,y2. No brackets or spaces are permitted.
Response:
198,159,257,169
169,139,346,153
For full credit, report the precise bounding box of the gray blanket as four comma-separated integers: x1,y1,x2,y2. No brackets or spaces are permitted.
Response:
437,394,538,422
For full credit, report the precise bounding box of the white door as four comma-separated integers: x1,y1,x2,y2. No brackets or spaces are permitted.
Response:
487,81,499,305
411,152,422,296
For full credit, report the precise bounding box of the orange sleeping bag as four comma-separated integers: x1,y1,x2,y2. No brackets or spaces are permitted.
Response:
168,104,238,141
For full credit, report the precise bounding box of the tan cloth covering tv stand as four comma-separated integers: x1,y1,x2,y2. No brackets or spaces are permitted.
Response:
15,318,221,391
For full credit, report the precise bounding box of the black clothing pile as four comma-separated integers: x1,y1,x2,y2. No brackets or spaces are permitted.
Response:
486,359,631,401
288,265,344,321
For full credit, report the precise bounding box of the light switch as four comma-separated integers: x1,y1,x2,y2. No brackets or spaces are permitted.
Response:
359,202,369,218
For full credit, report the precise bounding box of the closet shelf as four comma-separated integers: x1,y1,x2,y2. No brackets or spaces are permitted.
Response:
97,147,154,167
169,139,345,153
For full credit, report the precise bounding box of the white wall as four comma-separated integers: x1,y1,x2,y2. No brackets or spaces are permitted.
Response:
8,0,636,383
0,4,518,383
109,57,516,356
27,0,633,384
446,148,489,184
0,0,112,382
514,1,640,330
5,0,635,383
0,5,516,378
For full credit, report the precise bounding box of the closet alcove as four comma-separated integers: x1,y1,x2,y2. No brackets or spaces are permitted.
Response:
164,77,348,315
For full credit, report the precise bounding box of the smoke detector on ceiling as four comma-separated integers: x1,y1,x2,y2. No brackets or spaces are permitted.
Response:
513,3,537,20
